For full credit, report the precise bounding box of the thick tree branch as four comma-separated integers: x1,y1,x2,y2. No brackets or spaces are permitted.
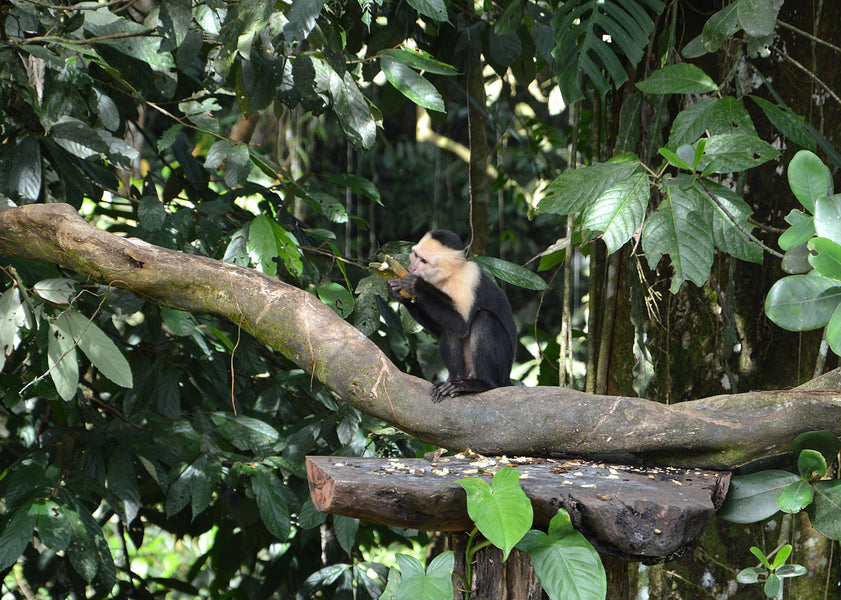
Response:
2,203,840,469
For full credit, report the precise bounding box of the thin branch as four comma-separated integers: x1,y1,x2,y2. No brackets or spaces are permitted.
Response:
777,20,841,55
772,47,841,108
12,27,158,46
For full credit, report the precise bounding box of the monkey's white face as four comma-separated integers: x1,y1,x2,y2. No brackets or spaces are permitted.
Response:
409,234,463,286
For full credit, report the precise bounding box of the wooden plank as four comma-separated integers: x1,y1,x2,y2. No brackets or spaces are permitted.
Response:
306,455,730,562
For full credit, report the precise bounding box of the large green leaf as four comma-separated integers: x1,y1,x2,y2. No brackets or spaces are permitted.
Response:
329,69,377,150
667,97,755,150
765,273,841,331
636,63,718,95
778,210,815,251
389,552,453,600
814,194,841,245
0,502,36,571
737,0,776,37
405,0,448,22
718,470,800,523
48,320,79,401
35,501,73,552
0,287,26,372
158,0,192,51
696,133,779,173
536,160,641,216
517,509,606,600
9,135,41,201
808,480,841,539
473,256,548,290
457,468,533,560
252,467,291,541
807,237,841,279
749,96,816,151
776,480,814,514
582,172,649,253
283,0,325,44
788,149,832,213
826,302,841,356
702,3,740,52
387,48,458,76
552,0,663,103
381,55,445,113
642,182,714,293
211,412,280,452
60,310,133,388
706,183,763,263
107,449,141,525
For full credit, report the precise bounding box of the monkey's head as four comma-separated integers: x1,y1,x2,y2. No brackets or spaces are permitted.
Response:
409,230,467,285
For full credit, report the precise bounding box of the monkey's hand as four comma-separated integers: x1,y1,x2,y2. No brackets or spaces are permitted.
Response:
387,274,418,301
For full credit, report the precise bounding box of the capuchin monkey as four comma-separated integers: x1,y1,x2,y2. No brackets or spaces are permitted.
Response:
388,230,516,403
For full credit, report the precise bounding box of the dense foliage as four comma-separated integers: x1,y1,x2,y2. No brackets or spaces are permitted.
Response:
2,0,841,598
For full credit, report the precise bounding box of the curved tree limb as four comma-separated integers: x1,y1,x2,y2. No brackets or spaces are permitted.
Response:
1,203,839,469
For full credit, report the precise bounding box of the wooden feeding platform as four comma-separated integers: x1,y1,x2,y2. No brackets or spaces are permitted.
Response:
306,453,731,563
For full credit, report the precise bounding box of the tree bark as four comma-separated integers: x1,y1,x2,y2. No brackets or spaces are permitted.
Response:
1,203,840,470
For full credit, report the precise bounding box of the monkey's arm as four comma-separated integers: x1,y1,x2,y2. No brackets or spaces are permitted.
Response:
388,275,469,338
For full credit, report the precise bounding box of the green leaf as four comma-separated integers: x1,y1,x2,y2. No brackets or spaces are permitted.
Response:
160,307,200,336
457,468,533,560
248,215,279,275
750,546,773,570
405,0,448,22
381,55,445,113
667,97,755,150
0,501,36,571
808,480,841,539
642,182,714,293
48,320,79,401
764,274,841,331
9,136,42,201
488,30,522,69
702,3,740,52
552,0,662,104
706,184,763,263
764,573,781,597
517,509,606,600
283,0,325,43
49,116,109,159
636,63,718,94
737,0,776,37
138,196,167,231
252,467,291,540
107,449,141,524
815,194,841,245
736,566,766,584
165,454,221,519
788,150,831,213
158,0,192,50
536,160,641,216
718,470,800,523
582,172,650,253
696,133,780,173
776,480,814,513
329,68,377,150
333,515,359,557
211,412,280,452
473,256,548,291
771,544,792,571
749,96,816,151
659,147,693,171
35,501,73,551
792,431,841,466
778,210,815,251
392,552,454,600
387,48,458,76
808,237,841,279
59,310,133,388
315,282,354,317
0,287,26,372
776,564,807,578
328,174,382,204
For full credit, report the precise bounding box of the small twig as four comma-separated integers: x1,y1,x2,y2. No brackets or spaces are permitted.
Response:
777,20,841,55
772,47,841,108
12,27,157,46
